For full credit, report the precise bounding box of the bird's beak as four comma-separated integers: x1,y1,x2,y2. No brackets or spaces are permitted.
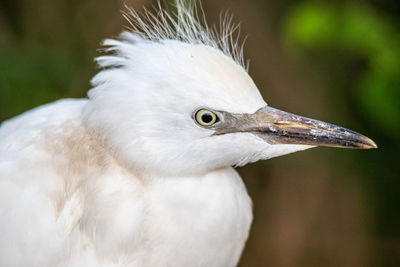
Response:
216,106,377,149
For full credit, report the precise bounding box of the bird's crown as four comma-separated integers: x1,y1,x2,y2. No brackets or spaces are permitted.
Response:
94,0,247,73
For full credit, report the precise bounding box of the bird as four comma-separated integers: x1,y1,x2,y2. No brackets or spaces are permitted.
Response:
0,1,376,267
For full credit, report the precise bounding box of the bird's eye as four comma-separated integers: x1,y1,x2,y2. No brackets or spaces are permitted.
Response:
195,109,219,127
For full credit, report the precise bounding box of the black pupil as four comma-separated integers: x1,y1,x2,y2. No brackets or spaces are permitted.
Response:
201,113,213,123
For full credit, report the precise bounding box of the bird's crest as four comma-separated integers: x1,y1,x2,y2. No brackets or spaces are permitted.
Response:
99,0,247,70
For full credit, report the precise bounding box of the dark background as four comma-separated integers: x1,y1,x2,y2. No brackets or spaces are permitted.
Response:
0,0,399,266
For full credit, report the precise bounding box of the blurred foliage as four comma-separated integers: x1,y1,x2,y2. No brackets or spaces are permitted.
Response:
0,0,118,121
283,1,400,137
282,2,400,266
0,45,89,119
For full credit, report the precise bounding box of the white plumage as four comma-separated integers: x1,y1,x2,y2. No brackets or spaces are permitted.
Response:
0,1,376,267
0,99,253,267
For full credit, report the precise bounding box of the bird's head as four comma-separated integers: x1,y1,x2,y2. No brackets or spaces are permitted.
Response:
83,1,376,176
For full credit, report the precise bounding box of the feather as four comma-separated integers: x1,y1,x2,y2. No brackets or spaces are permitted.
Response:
98,0,247,70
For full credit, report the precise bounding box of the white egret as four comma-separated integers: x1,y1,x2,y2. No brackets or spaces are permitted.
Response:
0,1,376,267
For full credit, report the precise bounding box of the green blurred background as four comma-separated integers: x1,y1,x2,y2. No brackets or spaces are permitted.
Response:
0,0,399,266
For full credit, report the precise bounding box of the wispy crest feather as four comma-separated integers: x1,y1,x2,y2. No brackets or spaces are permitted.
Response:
100,0,247,70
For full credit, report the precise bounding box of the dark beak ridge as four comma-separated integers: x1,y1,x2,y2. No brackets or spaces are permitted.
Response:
215,106,377,149
251,106,377,149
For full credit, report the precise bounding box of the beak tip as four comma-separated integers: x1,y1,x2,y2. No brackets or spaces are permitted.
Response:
361,137,378,149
